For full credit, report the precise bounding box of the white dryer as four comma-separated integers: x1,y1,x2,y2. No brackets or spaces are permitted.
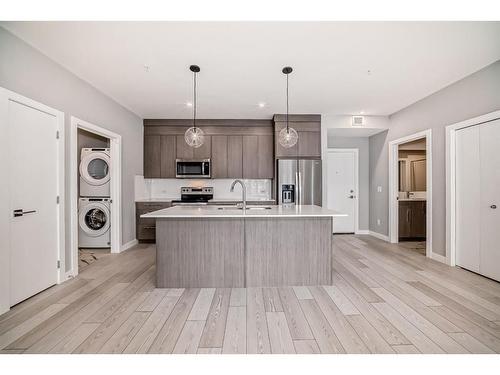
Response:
78,198,111,248
80,148,110,197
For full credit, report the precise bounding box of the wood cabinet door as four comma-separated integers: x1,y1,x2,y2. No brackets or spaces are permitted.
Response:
242,135,259,178
411,201,426,238
194,135,211,159
258,135,274,178
144,135,161,178
176,135,194,159
275,131,298,158
211,135,228,178
227,135,243,178
298,131,321,158
160,135,176,178
398,202,411,238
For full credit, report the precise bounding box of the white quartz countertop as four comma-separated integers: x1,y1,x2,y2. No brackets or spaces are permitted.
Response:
141,204,346,219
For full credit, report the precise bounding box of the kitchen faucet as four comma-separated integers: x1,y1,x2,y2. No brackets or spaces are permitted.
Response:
230,179,247,210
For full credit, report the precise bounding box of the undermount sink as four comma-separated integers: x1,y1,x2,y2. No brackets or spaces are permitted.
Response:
217,206,272,210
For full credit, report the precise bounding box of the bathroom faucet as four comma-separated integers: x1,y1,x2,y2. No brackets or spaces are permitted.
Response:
230,179,247,210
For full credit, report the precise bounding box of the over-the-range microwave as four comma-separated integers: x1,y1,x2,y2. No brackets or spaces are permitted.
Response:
176,159,211,178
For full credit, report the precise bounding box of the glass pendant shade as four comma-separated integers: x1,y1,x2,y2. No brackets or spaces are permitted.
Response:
278,127,298,148
184,126,205,148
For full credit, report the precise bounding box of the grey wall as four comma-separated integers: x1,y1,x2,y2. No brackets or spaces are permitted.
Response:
0,27,143,273
327,136,369,231
369,60,500,256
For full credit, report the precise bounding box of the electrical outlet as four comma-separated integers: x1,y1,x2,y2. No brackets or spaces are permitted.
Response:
377,186,382,193
377,219,381,226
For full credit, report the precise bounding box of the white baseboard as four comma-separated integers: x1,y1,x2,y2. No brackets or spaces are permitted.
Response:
355,230,370,235
369,231,390,242
121,239,138,252
430,252,447,264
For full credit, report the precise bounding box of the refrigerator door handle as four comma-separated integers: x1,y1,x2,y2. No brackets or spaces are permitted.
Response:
295,171,299,205
298,171,302,205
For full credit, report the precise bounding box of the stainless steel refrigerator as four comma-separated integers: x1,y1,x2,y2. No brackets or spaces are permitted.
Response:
277,159,322,205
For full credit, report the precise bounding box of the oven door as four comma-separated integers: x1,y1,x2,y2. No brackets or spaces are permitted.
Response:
176,159,211,178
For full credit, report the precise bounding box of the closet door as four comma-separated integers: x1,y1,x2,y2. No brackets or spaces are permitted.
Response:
479,119,500,281
455,125,481,273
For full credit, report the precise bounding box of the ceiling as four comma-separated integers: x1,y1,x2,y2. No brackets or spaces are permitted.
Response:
3,21,500,119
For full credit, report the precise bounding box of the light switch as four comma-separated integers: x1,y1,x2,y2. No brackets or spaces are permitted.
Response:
377,186,382,193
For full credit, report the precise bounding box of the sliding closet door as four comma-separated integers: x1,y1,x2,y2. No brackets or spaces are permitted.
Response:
455,125,481,273
479,119,500,281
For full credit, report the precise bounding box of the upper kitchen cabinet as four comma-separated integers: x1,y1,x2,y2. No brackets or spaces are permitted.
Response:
273,115,321,159
227,135,243,178
211,135,228,178
176,135,212,160
160,135,176,178
242,135,274,179
143,119,273,179
144,135,161,178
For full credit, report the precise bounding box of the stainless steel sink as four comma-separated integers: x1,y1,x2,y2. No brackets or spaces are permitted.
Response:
217,206,272,210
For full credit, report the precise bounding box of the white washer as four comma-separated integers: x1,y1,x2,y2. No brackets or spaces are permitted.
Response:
80,148,110,197
78,198,111,248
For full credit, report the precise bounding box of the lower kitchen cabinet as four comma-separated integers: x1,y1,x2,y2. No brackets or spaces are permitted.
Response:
398,200,426,240
136,202,172,242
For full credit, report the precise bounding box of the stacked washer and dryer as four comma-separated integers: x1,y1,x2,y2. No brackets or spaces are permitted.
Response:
79,148,111,248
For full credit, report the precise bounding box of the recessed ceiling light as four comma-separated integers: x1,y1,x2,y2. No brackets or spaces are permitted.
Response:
186,102,193,107
258,102,266,108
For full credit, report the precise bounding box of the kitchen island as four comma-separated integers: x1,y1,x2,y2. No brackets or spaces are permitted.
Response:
142,205,345,288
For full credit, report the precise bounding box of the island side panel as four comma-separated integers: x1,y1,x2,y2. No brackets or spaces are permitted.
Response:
245,217,332,287
156,218,245,288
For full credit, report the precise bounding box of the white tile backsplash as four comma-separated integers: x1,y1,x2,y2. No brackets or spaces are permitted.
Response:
135,176,272,201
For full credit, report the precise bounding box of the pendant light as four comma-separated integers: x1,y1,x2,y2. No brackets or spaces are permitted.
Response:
184,65,205,148
278,66,298,148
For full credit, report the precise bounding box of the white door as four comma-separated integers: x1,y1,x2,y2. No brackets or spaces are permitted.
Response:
456,119,500,282
327,150,357,233
8,99,59,305
479,119,500,281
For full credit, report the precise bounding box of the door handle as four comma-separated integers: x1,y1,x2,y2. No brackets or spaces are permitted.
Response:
348,195,356,199
491,204,497,209
13,209,37,217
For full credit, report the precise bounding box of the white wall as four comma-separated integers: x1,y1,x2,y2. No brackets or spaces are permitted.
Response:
0,27,143,276
369,60,500,256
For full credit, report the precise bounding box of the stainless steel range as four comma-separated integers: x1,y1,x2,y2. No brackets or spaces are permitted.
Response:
171,187,214,206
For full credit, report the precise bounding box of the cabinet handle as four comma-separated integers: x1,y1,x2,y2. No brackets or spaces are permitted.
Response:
143,226,155,230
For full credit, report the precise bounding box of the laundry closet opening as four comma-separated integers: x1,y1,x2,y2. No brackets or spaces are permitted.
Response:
70,117,122,278
77,129,111,270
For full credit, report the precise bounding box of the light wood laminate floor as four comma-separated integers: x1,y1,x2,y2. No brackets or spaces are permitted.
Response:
2,235,500,354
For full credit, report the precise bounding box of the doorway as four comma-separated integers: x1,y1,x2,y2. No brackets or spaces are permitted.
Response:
69,117,122,278
327,149,359,234
0,87,65,313
389,129,432,258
